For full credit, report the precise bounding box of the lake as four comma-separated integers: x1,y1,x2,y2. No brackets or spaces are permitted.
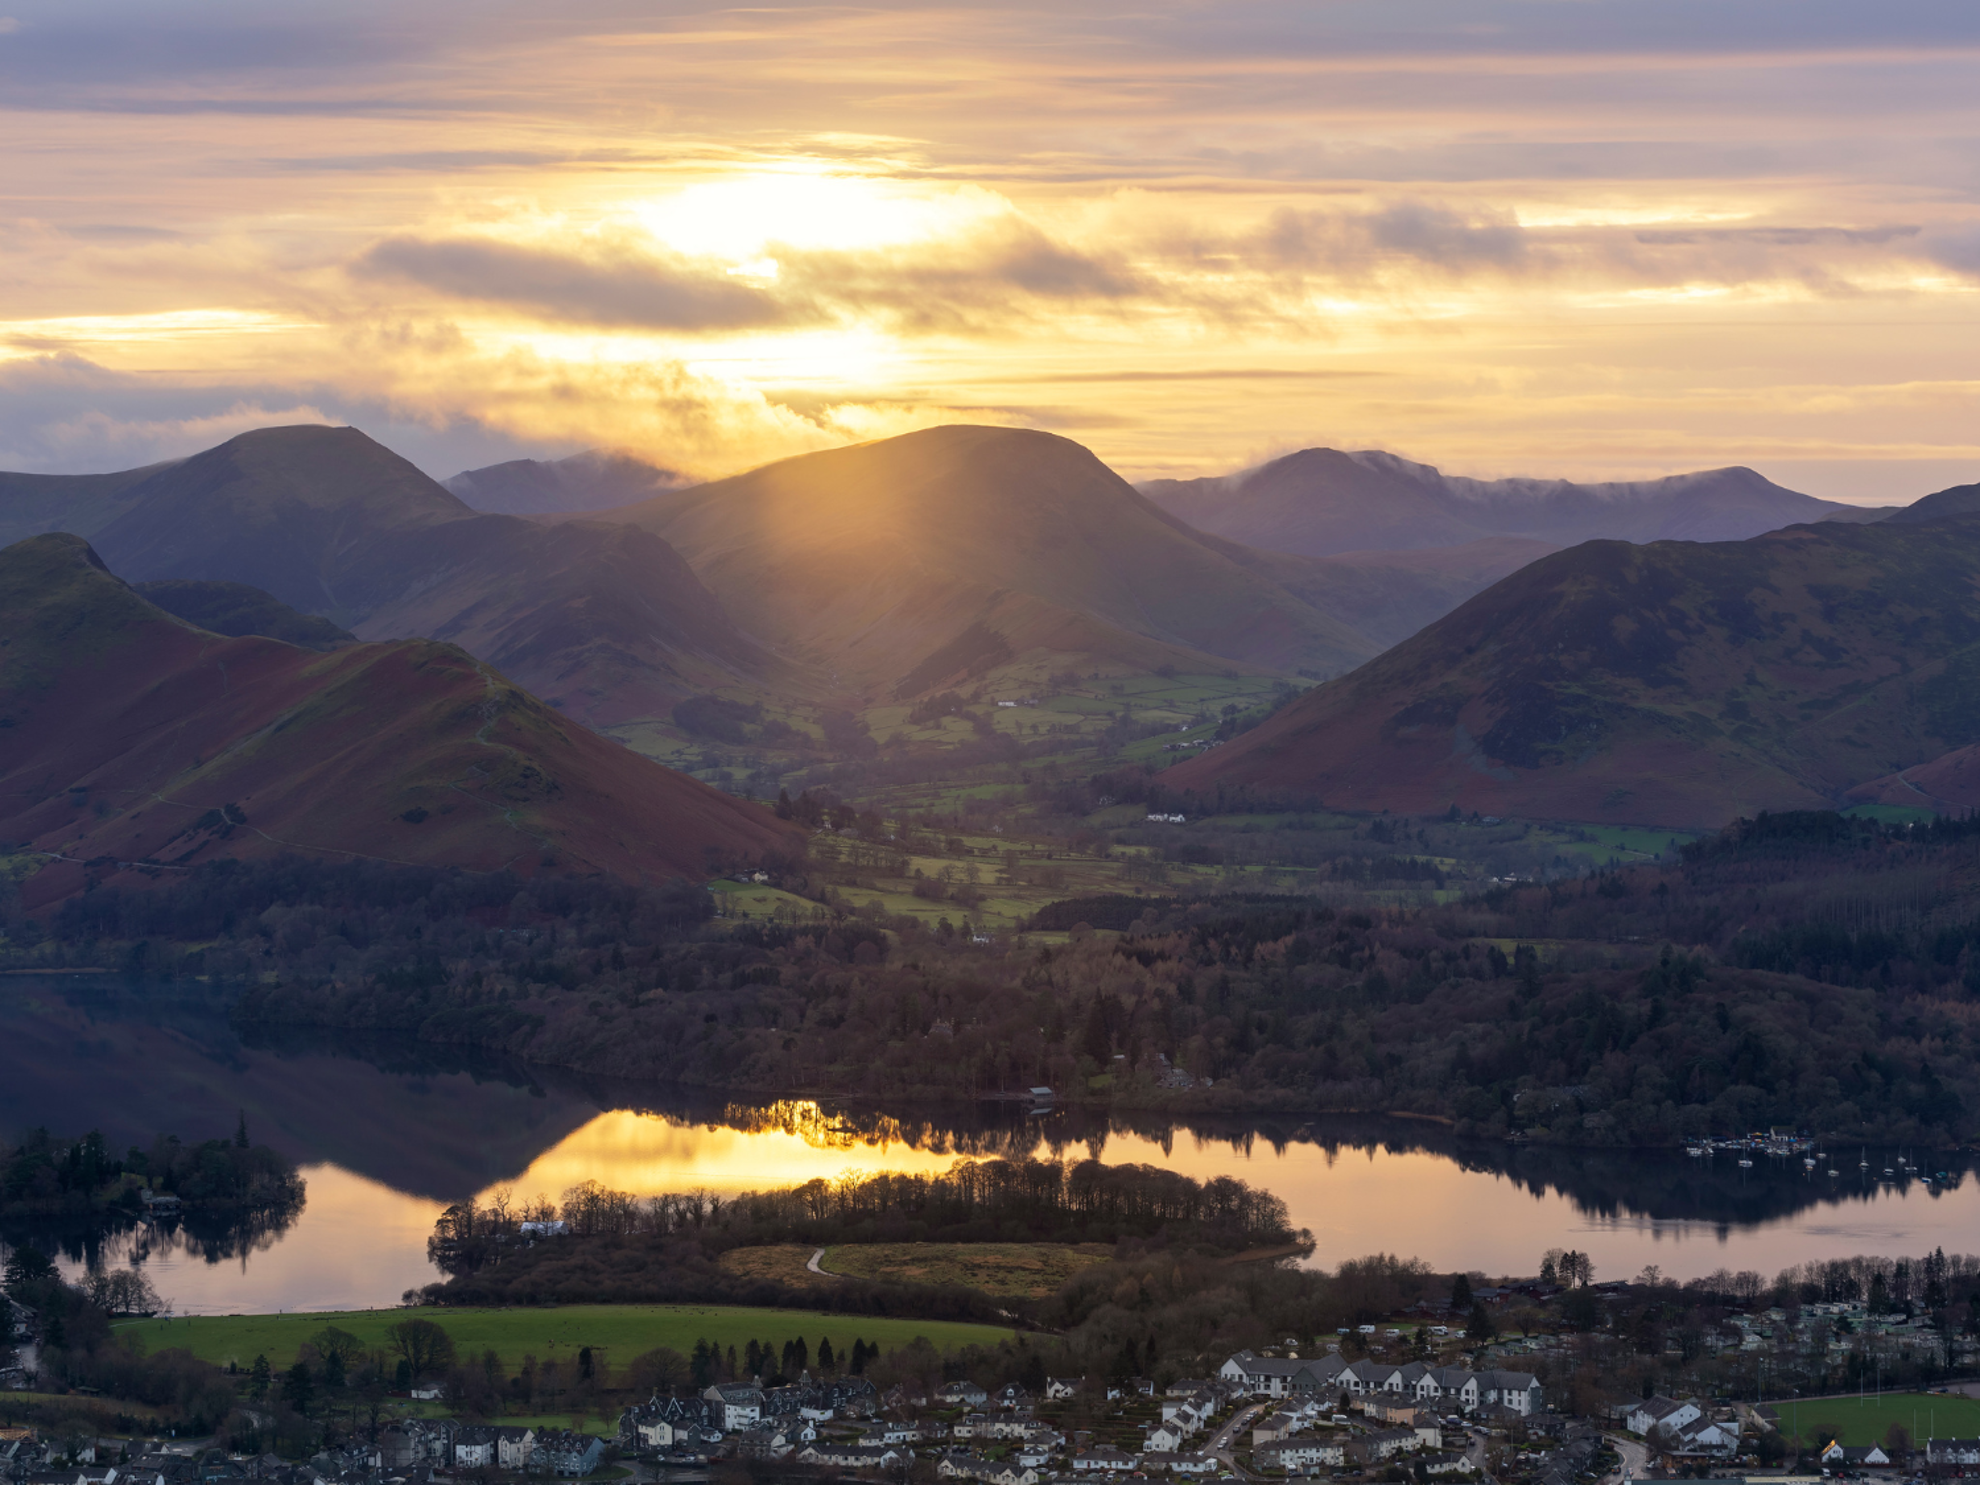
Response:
3,976,1975,1314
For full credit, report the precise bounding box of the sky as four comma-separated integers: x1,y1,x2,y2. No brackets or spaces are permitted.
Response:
3,0,1979,498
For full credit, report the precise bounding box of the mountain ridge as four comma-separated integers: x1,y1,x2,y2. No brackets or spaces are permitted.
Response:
0,533,801,907
1166,513,1980,827
1141,446,1892,558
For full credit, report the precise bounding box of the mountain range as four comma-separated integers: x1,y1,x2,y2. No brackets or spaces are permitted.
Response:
444,448,687,515
0,426,803,728
601,425,1382,694
1140,447,1888,558
0,532,799,907
1167,495,1980,827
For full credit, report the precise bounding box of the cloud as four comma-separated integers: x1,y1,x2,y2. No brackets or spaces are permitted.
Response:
0,18,19,35
0,353,332,470
356,235,803,331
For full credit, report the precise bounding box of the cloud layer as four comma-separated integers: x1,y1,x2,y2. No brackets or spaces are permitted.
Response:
0,0,1977,493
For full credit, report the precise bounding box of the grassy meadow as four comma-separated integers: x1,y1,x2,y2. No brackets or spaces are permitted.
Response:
817,1242,1116,1299
115,1303,1013,1373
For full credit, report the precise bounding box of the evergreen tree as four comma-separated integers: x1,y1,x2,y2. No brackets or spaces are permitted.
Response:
1451,1272,1473,1308
283,1361,313,1415
817,1337,836,1372
235,1110,250,1149
249,1353,273,1401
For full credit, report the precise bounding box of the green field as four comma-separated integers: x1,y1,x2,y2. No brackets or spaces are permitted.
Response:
1776,1391,1980,1447
115,1304,1013,1372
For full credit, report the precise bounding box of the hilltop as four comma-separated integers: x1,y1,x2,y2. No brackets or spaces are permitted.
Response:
1167,511,1980,827
7,425,799,727
0,533,801,907
611,424,1381,697
1142,447,1886,558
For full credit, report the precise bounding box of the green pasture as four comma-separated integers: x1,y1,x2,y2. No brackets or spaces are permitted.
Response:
1774,1390,1980,1447
115,1304,1013,1373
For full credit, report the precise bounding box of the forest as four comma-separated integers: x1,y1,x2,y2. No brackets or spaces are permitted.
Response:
418,1158,1301,1308
2,810,1978,1146
0,1122,303,1227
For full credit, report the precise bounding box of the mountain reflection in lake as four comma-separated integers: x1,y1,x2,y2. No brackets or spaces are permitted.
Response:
2,977,1975,1314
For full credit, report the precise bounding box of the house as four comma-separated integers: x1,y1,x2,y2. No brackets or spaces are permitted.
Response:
938,1453,1039,1485
1142,1451,1218,1474
1221,1351,1345,1399
1072,1445,1137,1472
453,1427,500,1469
939,1380,990,1407
1928,1440,1980,1467
994,1383,1032,1409
1147,1424,1189,1453
1255,1438,1347,1471
702,1382,766,1430
1044,1377,1085,1401
1659,1416,1740,1458
530,1429,601,1476
733,1421,803,1460
1626,1397,1701,1438
798,1442,902,1470
1821,1442,1892,1468
1347,1428,1422,1464
1421,1453,1478,1476
1475,1370,1544,1416
1414,1368,1479,1411
621,1395,706,1449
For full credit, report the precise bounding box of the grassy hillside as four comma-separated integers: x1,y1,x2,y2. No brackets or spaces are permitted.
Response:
613,425,1380,698
1171,514,1980,827
115,1304,1010,1372
0,533,801,905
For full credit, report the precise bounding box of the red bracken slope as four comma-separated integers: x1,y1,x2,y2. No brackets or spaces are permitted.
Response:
1,534,801,907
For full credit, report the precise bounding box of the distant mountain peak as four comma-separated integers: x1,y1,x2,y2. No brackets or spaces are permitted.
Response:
1142,445,1856,556
445,447,688,515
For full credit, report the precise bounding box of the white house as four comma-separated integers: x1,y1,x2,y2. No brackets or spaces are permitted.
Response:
703,1383,766,1431
1475,1371,1543,1416
1626,1397,1701,1438
1255,1437,1347,1471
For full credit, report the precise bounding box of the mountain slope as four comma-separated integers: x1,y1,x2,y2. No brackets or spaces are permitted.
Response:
92,425,471,615
1167,515,1980,828
611,424,1382,694
445,449,685,515
1208,536,1560,649
1881,480,1980,526
1142,448,1884,558
0,461,177,547
33,425,799,726
133,579,354,651
0,534,801,908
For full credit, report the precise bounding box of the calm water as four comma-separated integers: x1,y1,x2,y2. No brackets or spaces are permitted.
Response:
3,977,1976,1314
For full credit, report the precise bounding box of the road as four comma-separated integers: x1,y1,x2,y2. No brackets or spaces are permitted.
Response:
1602,1433,1646,1485
1207,1403,1268,1479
